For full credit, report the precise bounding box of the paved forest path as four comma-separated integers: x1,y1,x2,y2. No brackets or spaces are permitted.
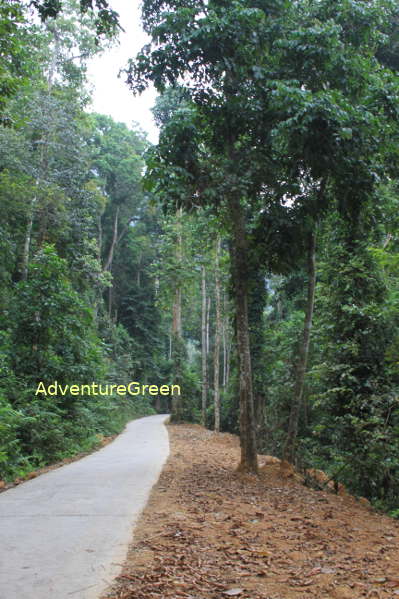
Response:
0,414,169,599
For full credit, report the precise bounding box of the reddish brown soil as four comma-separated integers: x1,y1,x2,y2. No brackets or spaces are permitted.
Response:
103,424,399,599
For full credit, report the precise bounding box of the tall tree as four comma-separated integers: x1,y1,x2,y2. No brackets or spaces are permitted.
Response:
283,230,317,463
213,235,222,432
201,264,208,426
128,1,280,472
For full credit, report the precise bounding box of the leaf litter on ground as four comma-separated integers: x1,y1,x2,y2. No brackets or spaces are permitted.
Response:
102,424,399,599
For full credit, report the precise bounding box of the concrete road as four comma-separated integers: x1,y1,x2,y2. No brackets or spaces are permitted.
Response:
0,414,169,599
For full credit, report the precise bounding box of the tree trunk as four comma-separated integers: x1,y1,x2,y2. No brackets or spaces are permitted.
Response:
104,205,120,272
206,296,211,357
172,287,182,337
98,215,103,260
46,21,60,90
171,207,183,339
283,230,317,463
108,285,113,319
229,194,258,473
225,335,231,387
20,196,37,281
214,236,222,432
20,142,46,280
222,304,227,387
201,265,208,427
171,207,184,421
222,292,231,387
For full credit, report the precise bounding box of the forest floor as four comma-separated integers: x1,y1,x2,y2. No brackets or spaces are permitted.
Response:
103,423,399,599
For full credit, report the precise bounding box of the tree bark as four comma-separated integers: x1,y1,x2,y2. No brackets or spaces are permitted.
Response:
206,296,211,357
172,287,182,337
108,284,113,319
229,194,258,473
214,236,222,432
201,265,208,427
171,207,184,421
20,116,48,280
171,207,183,338
46,21,60,90
98,215,103,260
222,292,231,387
283,230,317,463
222,302,227,387
21,196,37,281
104,206,120,319
104,205,120,272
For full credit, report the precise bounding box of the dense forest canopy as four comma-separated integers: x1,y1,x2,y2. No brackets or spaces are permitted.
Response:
1,0,399,515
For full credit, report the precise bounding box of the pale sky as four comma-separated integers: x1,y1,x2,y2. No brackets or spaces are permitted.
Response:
86,0,159,143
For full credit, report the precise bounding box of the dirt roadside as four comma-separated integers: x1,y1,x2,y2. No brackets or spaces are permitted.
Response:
103,423,399,599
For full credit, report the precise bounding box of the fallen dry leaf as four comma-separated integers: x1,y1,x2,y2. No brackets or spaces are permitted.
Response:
101,424,399,599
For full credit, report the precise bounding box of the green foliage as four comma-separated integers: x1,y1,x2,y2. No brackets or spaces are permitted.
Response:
0,394,27,479
31,0,120,39
257,274,309,456
2,0,399,520
0,1,31,124
0,3,161,483
168,334,201,423
308,218,399,503
128,0,399,492
11,245,104,389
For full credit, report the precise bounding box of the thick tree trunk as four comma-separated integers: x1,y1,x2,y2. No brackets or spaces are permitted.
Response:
201,265,208,427
214,236,222,432
229,194,258,473
283,230,317,463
